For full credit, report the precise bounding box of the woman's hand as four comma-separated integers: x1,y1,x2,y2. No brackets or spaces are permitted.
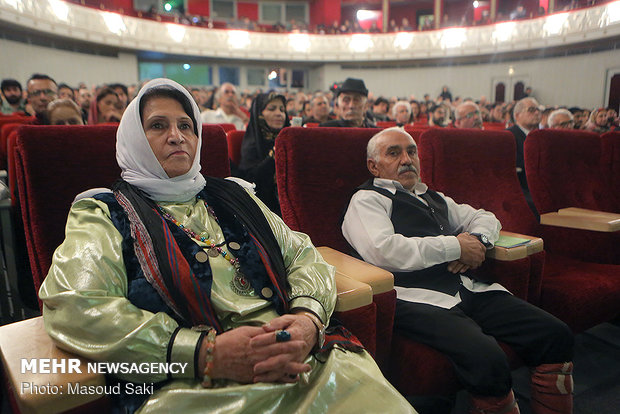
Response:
249,314,317,383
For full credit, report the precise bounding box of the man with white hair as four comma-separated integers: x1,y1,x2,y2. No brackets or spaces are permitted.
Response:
507,97,542,214
548,108,575,129
454,102,483,129
342,127,574,414
201,82,248,130
392,100,412,126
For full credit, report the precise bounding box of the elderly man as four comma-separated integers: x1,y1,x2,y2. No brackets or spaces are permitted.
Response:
302,93,331,125
507,97,542,214
392,100,412,126
1,78,27,115
548,109,575,129
26,73,58,124
320,78,376,128
201,82,248,130
454,101,483,129
342,127,574,414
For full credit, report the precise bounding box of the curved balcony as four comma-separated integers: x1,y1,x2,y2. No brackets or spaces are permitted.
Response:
1,0,619,62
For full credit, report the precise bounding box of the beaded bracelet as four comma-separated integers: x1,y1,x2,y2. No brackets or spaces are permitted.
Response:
200,328,217,388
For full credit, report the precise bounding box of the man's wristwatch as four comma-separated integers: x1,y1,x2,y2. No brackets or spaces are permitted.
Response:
471,233,493,248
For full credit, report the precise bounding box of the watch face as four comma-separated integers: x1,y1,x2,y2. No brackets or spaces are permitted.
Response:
481,234,488,244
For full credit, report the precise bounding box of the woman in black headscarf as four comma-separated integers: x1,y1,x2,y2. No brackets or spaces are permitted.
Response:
238,92,290,215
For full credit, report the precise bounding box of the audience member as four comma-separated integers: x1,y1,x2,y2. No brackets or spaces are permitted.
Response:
302,94,330,125
76,86,92,123
569,107,587,129
1,78,27,115
342,127,574,414
548,108,575,129
507,97,541,215
320,78,376,128
88,86,123,124
539,107,554,129
585,107,611,133
26,73,58,124
238,92,290,214
47,98,85,125
428,103,450,127
489,102,506,123
393,101,412,126
108,83,129,111
439,86,453,102
57,83,76,101
372,97,390,122
201,82,248,130
401,17,413,31
454,102,483,129
410,100,422,123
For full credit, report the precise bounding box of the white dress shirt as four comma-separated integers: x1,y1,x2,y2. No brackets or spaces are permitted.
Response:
342,178,506,308
201,108,246,131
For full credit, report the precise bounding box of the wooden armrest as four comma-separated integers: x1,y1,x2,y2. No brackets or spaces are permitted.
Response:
540,212,620,232
485,230,544,261
557,207,620,220
335,272,373,312
0,317,106,414
318,246,394,295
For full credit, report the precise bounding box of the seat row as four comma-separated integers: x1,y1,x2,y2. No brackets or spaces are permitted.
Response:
0,124,618,413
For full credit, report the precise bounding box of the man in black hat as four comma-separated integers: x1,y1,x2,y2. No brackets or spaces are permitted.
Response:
320,78,376,128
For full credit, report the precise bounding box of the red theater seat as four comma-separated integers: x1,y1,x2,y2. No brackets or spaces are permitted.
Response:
376,121,397,128
525,129,619,264
600,131,620,212
418,128,620,333
482,122,506,131
215,122,236,133
226,129,245,166
275,126,527,396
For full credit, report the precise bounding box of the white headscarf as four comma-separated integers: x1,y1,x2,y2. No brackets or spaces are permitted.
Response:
116,78,206,202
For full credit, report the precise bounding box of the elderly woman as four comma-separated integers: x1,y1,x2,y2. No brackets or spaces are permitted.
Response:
393,100,413,127
47,98,84,125
88,86,124,124
238,92,290,215
40,79,415,414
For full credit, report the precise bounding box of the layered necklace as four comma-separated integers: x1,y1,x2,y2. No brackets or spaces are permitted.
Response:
156,200,253,296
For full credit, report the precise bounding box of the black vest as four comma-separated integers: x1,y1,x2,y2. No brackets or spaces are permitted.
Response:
351,180,463,296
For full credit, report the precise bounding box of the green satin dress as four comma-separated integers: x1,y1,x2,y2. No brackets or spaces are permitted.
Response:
40,192,416,414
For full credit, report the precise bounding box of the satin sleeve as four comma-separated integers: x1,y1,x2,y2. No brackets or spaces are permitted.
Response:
247,191,337,325
39,198,201,383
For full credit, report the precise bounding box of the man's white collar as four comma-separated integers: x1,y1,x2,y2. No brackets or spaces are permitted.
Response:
372,178,428,195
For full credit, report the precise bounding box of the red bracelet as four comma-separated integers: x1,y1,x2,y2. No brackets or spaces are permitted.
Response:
201,328,217,388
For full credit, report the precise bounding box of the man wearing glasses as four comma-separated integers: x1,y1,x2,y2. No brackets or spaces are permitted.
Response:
507,97,542,215
26,73,58,125
454,101,483,129
548,109,575,130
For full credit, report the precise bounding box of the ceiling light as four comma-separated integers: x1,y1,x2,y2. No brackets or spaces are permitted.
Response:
228,30,251,49
349,34,373,52
492,21,515,43
394,32,413,49
543,13,568,36
440,28,466,49
167,24,186,42
49,0,69,21
102,12,126,35
289,33,310,52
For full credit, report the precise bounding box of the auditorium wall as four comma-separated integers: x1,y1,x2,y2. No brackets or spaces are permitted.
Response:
2,36,617,109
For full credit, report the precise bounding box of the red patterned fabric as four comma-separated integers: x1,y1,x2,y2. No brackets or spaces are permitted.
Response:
15,124,230,300
417,128,620,332
525,129,619,264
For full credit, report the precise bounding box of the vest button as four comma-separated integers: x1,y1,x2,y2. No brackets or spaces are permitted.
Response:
439,225,444,230
261,287,273,298
430,208,435,213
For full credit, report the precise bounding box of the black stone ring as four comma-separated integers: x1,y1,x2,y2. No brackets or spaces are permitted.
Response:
288,374,297,379
275,329,291,342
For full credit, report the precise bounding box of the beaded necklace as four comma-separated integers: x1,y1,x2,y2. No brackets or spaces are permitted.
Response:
156,201,253,296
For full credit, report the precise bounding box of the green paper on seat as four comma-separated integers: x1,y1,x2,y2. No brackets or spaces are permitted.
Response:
494,235,531,248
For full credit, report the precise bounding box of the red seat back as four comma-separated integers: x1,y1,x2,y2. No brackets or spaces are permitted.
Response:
304,122,319,128
600,131,620,212
1,121,33,170
524,129,611,213
482,122,506,131
226,130,245,166
418,128,539,235
215,123,236,133
15,124,230,296
275,127,380,251
376,121,397,128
